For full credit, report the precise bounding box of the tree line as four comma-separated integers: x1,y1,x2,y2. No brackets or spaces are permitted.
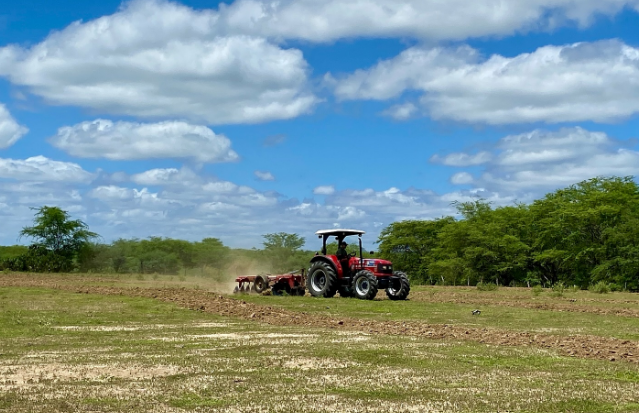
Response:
0,207,374,276
378,177,639,290
0,207,319,276
4,176,637,290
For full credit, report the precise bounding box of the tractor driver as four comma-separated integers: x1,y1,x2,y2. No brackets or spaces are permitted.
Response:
336,241,350,276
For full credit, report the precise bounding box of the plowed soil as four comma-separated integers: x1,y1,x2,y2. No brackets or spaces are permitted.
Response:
2,275,639,365
411,290,639,318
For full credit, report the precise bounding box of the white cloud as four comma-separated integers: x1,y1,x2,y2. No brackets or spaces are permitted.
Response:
254,170,275,181
50,120,238,163
0,0,635,127
0,0,317,125
431,151,493,167
0,104,28,149
131,168,179,186
0,156,522,249
382,103,418,120
0,156,96,240
0,156,93,182
221,0,639,42
451,172,474,185
439,127,639,191
313,185,335,195
333,40,639,124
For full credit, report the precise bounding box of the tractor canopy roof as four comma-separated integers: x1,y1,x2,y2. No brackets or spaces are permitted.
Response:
316,229,366,238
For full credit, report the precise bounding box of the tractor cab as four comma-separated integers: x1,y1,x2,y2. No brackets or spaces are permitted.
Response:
306,229,410,300
314,229,389,277
316,229,366,275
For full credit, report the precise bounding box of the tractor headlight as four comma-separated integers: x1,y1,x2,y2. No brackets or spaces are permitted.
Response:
377,264,393,273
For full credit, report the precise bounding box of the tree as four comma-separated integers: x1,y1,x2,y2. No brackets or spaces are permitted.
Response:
378,218,455,284
262,233,305,251
20,206,99,255
20,206,99,263
194,238,230,273
261,233,309,273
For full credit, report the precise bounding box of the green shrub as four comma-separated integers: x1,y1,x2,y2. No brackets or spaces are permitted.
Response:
550,282,565,298
566,285,580,293
476,282,498,291
531,285,543,296
589,281,611,294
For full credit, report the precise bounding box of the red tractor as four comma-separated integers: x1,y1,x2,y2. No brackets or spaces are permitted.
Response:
306,229,410,300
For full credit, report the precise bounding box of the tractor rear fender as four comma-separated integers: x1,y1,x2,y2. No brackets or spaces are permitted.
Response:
310,255,342,278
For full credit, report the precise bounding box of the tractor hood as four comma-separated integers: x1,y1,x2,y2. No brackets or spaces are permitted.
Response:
359,258,392,267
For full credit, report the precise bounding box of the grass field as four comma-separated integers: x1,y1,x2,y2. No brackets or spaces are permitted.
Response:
2,273,639,412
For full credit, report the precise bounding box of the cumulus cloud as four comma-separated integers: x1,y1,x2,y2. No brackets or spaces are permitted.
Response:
0,156,94,182
431,151,493,166
131,168,200,186
333,40,639,124
0,155,521,248
50,120,238,163
439,127,639,191
1,133,636,250
382,103,418,120
451,172,474,185
0,104,28,149
313,185,335,195
220,0,639,42
0,156,96,240
0,0,317,125
0,0,635,126
254,170,275,181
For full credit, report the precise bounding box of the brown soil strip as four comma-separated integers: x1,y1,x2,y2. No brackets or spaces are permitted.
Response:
411,291,639,318
2,276,638,365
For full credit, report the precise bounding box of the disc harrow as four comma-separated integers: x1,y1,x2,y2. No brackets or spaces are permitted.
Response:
234,269,306,296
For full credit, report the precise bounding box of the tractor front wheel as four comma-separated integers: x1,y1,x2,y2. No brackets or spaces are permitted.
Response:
386,271,410,300
306,261,338,298
352,270,378,300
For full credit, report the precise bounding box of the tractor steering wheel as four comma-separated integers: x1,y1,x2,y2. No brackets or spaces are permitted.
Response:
349,252,357,258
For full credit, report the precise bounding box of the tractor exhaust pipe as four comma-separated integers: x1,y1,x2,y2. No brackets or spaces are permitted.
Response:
359,236,363,267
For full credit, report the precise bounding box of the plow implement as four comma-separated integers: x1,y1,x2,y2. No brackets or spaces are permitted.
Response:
234,269,306,296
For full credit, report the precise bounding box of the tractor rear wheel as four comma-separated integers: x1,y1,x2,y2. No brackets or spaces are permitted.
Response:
386,271,410,300
352,270,378,300
253,274,269,294
306,261,338,298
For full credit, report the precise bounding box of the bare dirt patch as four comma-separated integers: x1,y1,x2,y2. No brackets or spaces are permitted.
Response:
2,275,639,365
0,363,181,389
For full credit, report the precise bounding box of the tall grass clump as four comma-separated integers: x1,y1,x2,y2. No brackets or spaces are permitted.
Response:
476,282,498,291
589,281,611,294
550,282,565,298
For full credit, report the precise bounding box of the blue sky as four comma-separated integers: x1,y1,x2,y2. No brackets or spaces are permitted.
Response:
1,0,638,249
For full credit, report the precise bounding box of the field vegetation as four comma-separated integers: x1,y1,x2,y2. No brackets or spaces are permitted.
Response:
2,176,639,410
2,273,639,412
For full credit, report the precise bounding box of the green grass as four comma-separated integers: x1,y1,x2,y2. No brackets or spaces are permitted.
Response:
1,286,639,412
